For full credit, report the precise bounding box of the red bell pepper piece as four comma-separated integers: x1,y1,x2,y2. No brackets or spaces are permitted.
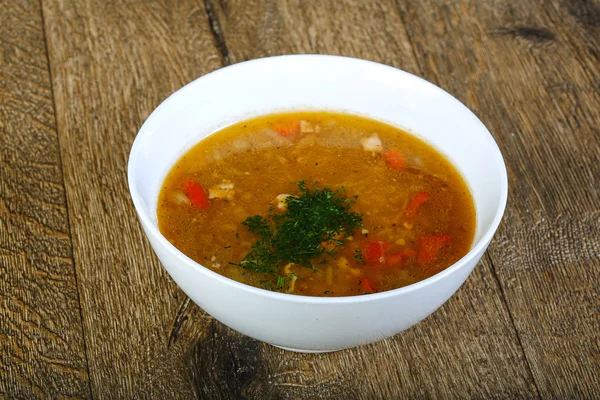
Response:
405,191,430,218
181,178,210,209
273,120,300,137
417,233,451,265
363,240,389,265
387,248,417,267
383,149,405,169
359,277,375,294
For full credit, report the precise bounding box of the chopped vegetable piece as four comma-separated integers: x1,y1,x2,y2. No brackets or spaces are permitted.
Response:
361,134,383,153
208,179,235,200
168,190,191,206
383,149,406,169
300,120,314,133
417,233,452,265
181,178,210,209
273,120,300,137
405,191,430,218
277,276,285,288
363,240,389,265
387,248,417,267
287,274,298,293
359,277,375,294
273,193,294,210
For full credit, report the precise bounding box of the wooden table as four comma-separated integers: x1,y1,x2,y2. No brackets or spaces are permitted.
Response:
2,0,599,398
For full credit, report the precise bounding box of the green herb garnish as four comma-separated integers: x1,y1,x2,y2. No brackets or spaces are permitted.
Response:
353,248,365,264
235,180,363,274
276,276,285,288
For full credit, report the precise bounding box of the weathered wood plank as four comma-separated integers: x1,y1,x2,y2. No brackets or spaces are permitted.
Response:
0,1,90,398
190,1,539,398
393,0,600,397
41,0,222,397
207,0,419,74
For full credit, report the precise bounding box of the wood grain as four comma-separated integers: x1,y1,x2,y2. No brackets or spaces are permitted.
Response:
3,0,593,397
41,0,222,397
207,0,420,74
0,0,90,398
393,0,600,397
196,1,540,398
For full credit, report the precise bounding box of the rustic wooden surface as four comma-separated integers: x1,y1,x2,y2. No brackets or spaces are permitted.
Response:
0,0,90,398
1,0,598,398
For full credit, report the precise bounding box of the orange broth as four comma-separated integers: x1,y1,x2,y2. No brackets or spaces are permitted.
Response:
157,112,476,296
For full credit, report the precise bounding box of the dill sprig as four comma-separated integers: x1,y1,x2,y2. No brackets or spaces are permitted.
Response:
236,181,363,274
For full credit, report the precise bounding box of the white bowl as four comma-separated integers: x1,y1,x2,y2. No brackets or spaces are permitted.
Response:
128,55,508,352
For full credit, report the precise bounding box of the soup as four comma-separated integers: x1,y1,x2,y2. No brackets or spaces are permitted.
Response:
157,112,476,297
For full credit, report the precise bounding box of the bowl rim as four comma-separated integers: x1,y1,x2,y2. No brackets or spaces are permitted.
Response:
128,54,508,304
